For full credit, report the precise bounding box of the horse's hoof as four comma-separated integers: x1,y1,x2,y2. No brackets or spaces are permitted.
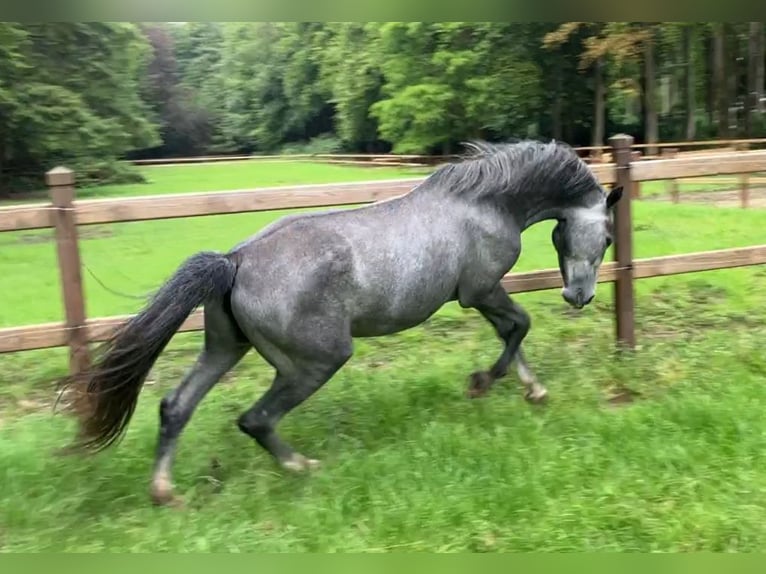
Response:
467,371,494,398
150,486,184,508
281,453,321,473
524,386,549,404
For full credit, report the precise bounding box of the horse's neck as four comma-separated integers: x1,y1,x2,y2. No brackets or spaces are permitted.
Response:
511,191,588,231
511,196,568,231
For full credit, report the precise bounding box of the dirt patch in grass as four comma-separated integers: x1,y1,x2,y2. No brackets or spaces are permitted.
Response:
606,385,642,407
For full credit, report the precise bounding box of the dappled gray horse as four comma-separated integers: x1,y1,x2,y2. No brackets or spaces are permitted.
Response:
58,140,622,506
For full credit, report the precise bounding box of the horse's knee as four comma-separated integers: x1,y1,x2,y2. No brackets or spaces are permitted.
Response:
511,305,531,336
237,411,270,440
516,314,530,337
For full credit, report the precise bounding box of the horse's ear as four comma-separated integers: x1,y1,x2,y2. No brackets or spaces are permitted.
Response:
606,186,623,209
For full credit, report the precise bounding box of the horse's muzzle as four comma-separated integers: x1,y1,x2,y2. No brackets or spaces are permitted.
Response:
561,286,594,309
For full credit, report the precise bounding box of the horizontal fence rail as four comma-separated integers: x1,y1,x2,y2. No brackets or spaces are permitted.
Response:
1,133,765,366
0,178,424,232
0,167,619,232
2,245,765,354
631,150,766,181
10,151,765,234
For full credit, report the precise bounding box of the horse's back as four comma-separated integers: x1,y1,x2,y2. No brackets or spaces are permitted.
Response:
227,194,465,339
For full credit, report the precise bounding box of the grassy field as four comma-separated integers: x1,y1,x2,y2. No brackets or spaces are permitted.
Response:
1,160,766,551
1,160,430,204
637,177,750,198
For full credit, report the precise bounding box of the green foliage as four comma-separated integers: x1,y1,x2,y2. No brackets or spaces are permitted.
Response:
372,83,457,153
3,21,766,193
0,23,159,193
279,134,344,155
369,23,547,153
214,22,334,153
321,23,384,151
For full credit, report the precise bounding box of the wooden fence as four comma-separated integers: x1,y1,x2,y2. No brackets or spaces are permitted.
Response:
127,137,766,208
127,137,766,167
2,134,766,374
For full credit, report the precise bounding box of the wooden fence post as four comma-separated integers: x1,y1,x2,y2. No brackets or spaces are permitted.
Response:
734,142,750,208
740,174,750,208
46,167,90,375
609,135,636,350
662,147,680,203
631,151,642,199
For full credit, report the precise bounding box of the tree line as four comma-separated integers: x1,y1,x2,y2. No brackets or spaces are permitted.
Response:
1,22,764,193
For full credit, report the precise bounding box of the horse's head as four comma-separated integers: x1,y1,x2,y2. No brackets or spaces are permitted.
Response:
551,185,623,309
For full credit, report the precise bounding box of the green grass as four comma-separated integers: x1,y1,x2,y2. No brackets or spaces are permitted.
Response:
638,176,750,198
1,160,766,551
1,160,428,205
87,160,430,199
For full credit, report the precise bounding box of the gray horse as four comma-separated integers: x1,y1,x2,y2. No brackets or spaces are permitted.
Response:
58,139,622,506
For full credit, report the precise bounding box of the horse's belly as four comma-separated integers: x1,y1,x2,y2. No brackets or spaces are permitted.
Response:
349,287,454,337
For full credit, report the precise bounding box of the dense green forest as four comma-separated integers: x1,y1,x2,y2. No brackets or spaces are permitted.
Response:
1,22,764,193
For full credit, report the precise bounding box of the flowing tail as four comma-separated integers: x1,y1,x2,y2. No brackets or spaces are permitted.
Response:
58,251,239,453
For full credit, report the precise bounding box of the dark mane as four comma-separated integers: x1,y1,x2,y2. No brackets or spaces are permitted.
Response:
420,139,601,204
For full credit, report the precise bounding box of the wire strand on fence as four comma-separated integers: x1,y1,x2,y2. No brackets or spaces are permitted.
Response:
82,261,153,301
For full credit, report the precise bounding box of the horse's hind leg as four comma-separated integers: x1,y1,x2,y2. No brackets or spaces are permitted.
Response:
150,300,249,506
236,318,352,471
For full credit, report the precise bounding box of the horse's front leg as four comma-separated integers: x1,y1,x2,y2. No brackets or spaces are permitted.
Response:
512,346,547,402
466,284,547,403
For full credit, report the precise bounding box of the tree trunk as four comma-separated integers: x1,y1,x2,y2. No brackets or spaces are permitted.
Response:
757,23,765,113
714,23,728,137
552,59,563,140
730,27,744,136
685,25,696,140
644,32,658,156
705,30,714,127
0,123,6,197
592,55,605,150
564,115,573,144
552,95,562,140
751,22,764,116
0,140,4,197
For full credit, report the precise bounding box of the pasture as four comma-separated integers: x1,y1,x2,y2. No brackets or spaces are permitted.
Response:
1,160,766,551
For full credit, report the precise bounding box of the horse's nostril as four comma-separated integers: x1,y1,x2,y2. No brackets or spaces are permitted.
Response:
584,294,594,305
